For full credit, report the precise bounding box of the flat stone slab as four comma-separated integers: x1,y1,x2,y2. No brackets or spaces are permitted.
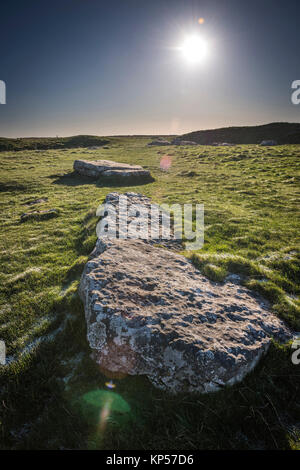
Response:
78,192,291,393
171,139,198,146
148,140,171,146
73,159,151,180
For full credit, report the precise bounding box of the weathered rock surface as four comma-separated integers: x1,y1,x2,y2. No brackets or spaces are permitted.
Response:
98,192,182,251
79,192,292,393
73,159,151,180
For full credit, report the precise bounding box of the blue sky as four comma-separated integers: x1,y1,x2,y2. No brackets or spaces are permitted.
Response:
0,0,300,137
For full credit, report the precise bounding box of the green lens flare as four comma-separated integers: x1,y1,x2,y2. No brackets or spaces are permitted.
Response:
82,389,131,414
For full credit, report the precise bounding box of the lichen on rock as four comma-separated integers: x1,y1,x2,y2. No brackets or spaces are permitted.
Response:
78,193,292,393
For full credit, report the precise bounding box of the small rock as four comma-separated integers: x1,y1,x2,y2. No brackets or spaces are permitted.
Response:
24,198,48,206
20,209,59,223
148,140,171,146
260,140,278,146
171,139,198,146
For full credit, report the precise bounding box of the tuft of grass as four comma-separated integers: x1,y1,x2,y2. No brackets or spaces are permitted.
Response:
191,252,300,330
202,263,227,282
67,256,89,280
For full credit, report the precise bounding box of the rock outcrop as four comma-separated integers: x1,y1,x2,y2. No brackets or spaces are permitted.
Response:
79,193,291,393
23,197,48,206
260,140,278,146
171,138,198,146
73,159,151,181
148,140,171,146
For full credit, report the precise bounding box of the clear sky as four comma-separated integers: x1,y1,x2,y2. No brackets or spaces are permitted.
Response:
0,0,300,137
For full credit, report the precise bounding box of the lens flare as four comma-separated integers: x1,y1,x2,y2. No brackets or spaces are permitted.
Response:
160,155,172,171
198,17,205,25
105,380,116,389
98,396,112,433
80,389,131,435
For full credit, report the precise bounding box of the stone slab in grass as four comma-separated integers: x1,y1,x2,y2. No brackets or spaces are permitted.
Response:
147,139,171,146
73,159,151,181
23,197,48,206
78,193,292,394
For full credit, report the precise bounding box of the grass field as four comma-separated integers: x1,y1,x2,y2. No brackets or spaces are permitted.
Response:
0,137,299,449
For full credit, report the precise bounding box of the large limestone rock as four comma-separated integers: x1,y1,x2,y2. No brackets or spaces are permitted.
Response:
73,159,151,180
78,193,291,393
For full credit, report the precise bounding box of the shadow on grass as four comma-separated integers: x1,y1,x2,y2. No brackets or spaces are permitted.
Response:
0,181,30,192
52,171,155,187
51,172,96,187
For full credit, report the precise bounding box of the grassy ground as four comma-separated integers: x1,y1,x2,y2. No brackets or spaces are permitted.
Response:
0,138,299,449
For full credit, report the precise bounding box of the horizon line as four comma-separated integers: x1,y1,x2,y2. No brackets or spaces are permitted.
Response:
1,120,300,140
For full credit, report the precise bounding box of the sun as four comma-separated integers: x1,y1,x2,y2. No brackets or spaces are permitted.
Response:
180,35,208,63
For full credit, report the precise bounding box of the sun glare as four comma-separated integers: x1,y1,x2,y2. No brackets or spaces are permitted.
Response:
180,35,208,63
